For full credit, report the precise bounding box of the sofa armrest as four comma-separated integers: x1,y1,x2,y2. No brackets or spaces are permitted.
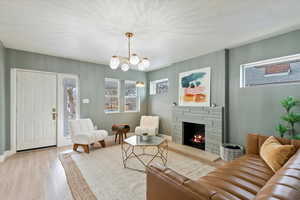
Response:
146,165,216,200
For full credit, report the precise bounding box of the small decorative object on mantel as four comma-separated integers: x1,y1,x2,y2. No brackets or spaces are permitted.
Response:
275,96,300,139
220,143,244,161
172,102,177,106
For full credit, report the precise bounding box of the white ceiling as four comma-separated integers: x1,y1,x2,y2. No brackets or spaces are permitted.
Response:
1,0,300,71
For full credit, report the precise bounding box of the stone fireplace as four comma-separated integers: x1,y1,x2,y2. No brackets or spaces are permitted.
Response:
172,106,224,155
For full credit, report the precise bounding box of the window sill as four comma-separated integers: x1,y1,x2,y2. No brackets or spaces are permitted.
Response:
124,111,140,113
104,111,120,114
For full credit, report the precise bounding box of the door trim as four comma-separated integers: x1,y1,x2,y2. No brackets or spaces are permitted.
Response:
10,68,80,154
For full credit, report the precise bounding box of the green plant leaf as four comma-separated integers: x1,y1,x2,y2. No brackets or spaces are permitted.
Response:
276,124,288,137
281,112,300,124
280,96,298,112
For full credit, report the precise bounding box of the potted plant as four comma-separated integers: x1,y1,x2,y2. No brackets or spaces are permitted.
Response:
276,96,300,139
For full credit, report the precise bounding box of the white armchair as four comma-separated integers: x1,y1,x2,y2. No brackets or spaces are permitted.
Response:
135,116,159,136
69,119,108,153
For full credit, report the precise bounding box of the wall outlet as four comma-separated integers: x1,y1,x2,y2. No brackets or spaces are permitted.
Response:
82,99,90,104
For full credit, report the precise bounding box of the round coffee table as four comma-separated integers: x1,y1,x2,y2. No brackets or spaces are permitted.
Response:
121,135,168,173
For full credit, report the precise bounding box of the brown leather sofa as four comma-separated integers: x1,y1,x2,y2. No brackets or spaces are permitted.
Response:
146,134,300,200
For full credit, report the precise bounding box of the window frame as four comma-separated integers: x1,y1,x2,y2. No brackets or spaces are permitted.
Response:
124,80,139,113
149,78,169,95
104,78,120,114
240,53,300,88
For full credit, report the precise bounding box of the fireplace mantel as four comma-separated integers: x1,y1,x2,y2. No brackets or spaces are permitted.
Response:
171,106,224,155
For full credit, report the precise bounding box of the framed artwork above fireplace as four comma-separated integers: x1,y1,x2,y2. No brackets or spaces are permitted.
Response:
178,67,211,107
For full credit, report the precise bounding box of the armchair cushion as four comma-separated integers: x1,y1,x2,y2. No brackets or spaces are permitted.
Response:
135,127,157,136
135,116,159,135
92,130,108,141
69,119,108,145
72,133,95,144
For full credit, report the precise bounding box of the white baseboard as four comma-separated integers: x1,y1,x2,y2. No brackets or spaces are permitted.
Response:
0,150,15,162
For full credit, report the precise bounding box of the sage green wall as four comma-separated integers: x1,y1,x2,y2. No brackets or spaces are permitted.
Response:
228,30,300,145
147,50,227,136
147,29,300,145
3,29,300,153
0,42,6,154
4,49,147,150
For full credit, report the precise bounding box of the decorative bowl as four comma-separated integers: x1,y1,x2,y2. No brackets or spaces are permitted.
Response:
141,133,149,141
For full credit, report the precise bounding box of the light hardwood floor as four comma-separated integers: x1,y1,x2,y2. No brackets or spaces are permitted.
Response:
0,147,74,200
0,140,225,200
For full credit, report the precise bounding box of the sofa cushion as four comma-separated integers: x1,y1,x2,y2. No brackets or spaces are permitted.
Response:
255,149,300,200
260,136,296,172
197,155,274,200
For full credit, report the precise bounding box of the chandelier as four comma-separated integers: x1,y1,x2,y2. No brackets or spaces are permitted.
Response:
109,32,150,71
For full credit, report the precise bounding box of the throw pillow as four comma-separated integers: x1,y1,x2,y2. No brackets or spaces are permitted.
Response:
260,136,296,172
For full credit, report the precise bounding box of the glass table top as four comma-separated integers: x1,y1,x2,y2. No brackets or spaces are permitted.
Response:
124,135,165,146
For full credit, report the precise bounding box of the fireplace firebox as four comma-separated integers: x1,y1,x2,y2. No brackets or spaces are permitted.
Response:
183,122,205,150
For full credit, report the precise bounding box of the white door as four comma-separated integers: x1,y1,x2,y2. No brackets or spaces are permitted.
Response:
16,71,57,151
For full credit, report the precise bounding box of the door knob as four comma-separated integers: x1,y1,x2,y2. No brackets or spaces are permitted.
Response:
52,108,57,120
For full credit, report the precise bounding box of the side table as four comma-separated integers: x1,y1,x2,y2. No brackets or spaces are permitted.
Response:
112,124,130,144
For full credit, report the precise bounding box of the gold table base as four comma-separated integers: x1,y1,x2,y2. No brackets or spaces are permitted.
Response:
121,141,168,173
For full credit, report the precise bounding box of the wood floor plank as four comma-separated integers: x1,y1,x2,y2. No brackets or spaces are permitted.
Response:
0,147,73,200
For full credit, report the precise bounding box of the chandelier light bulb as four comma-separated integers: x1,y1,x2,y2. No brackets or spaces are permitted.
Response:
142,58,150,68
121,63,130,71
129,54,140,65
109,32,149,72
110,56,120,70
138,62,145,71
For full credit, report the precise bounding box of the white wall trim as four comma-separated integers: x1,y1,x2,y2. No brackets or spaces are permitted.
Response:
0,150,15,162
10,68,17,155
241,53,300,68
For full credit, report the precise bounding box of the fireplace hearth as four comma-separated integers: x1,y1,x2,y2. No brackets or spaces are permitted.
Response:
183,122,205,150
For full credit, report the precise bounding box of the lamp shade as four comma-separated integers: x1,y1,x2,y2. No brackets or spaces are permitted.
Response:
136,81,145,87
121,63,130,71
129,54,140,65
110,56,120,70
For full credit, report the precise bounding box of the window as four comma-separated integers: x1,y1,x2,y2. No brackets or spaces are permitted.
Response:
150,78,168,95
104,78,120,113
63,77,78,137
124,80,139,112
240,54,300,88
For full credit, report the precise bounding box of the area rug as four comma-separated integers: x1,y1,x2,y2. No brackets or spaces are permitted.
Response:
60,145,215,200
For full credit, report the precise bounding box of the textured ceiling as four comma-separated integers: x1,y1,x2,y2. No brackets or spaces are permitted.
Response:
0,0,300,71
